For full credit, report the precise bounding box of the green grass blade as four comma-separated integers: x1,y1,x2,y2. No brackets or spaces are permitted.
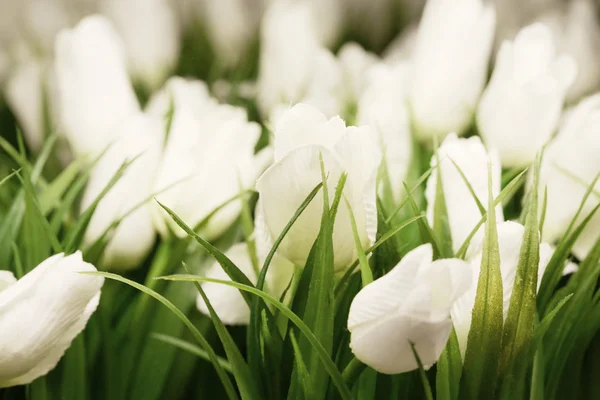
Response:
157,200,255,305
460,163,504,399
432,152,454,258
84,271,240,400
344,197,372,286
151,333,233,373
436,329,462,400
157,275,353,400
410,343,434,400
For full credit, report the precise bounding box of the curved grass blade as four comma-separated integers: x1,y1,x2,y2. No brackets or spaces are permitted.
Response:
344,197,372,286
436,328,462,400
157,200,255,305
151,333,233,373
386,163,438,224
84,271,240,400
157,274,353,400
410,342,434,400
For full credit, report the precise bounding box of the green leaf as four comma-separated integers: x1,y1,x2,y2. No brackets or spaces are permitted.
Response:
38,159,82,216
289,330,314,399
436,329,462,400
157,200,255,305
344,197,372,286
402,182,442,257
157,274,353,400
500,155,541,371
84,271,240,400
460,163,504,399
192,270,261,400
151,333,233,373
410,343,433,400
432,151,454,258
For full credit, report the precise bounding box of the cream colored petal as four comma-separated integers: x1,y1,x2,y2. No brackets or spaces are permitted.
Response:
0,252,103,387
0,271,16,293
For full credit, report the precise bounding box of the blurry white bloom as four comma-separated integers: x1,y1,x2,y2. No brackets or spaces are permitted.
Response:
338,43,378,108
199,0,266,67
196,242,294,325
477,23,576,168
54,15,140,158
0,252,103,387
81,113,164,270
535,94,600,260
257,0,342,119
451,221,551,357
538,0,600,103
383,24,418,66
149,77,264,240
425,134,503,256
307,0,343,48
493,0,560,48
102,0,180,90
4,62,56,152
256,103,381,271
348,243,471,374
410,0,496,141
357,63,412,204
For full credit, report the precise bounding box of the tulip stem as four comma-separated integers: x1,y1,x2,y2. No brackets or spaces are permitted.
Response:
342,357,366,386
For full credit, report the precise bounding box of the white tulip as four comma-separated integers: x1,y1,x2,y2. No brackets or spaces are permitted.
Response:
101,0,181,90
4,61,54,152
0,252,103,387
256,103,381,271
54,15,140,158
451,221,552,357
425,134,503,256
199,0,267,67
538,0,600,103
534,94,600,260
348,243,472,374
149,77,264,240
357,63,412,204
81,113,164,270
383,24,418,66
257,0,342,119
337,42,378,108
196,242,294,325
477,23,577,168
409,0,496,141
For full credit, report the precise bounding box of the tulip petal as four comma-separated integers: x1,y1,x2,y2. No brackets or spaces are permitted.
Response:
0,271,16,293
256,145,344,267
0,252,103,387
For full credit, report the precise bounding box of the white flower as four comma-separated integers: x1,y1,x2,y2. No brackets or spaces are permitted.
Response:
81,113,164,270
54,15,140,158
357,63,412,204
0,252,103,387
538,0,600,103
348,244,471,374
148,77,264,240
101,0,181,90
199,0,267,68
477,23,577,168
257,0,342,119
4,61,56,152
534,94,600,260
425,134,504,256
409,0,496,141
383,24,418,66
196,242,294,325
256,103,381,271
451,221,552,357
337,42,379,108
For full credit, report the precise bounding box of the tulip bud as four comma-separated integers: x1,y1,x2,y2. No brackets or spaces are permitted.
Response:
409,0,496,141
534,94,600,260
54,15,140,158
81,113,164,270
200,0,266,68
538,0,600,103
348,244,472,374
357,63,412,204
148,77,263,241
4,61,56,152
196,242,294,325
477,23,577,168
256,103,381,271
101,0,181,91
257,0,342,119
425,134,503,256
0,252,103,387
451,221,552,357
